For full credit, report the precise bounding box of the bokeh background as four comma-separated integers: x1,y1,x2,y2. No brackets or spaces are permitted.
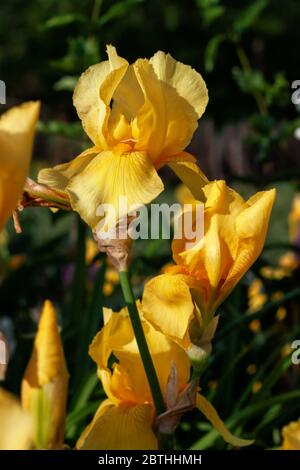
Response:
1,0,300,449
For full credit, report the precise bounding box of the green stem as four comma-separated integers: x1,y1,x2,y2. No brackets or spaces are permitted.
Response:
119,271,165,415
119,270,174,449
235,44,269,116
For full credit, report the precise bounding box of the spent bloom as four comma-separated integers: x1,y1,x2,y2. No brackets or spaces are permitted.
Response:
0,101,40,230
38,45,208,230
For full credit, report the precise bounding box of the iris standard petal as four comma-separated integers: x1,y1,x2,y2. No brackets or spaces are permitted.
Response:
133,58,202,161
150,51,208,118
73,45,128,148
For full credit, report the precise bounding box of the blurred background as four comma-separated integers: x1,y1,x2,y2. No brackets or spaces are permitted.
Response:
1,0,300,449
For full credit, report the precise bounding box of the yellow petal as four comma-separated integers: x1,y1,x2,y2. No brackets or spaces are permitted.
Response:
281,419,300,450
21,300,69,449
150,51,208,118
142,273,195,346
168,160,208,201
89,307,132,372
77,402,158,450
196,394,254,447
0,387,33,450
0,101,40,230
66,149,164,229
220,189,276,300
112,64,144,120
133,56,205,161
38,147,98,197
90,305,190,405
73,45,128,148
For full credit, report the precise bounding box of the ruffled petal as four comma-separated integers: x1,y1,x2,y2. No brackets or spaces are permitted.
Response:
66,149,164,229
142,273,195,346
196,394,254,447
77,402,158,450
73,45,128,148
0,101,40,230
133,56,205,161
150,51,208,118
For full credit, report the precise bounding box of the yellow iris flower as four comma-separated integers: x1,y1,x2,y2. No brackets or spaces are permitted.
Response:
77,303,252,450
0,101,40,230
77,304,190,450
21,300,69,449
281,419,300,450
0,300,68,449
38,45,208,230
142,180,276,349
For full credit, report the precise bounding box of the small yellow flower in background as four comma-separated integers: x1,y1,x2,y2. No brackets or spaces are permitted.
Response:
85,237,99,264
281,344,292,358
289,193,300,243
276,306,287,321
281,419,300,450
103,266,120,296
246,364,257,375
0,388,33,450
38,45,208,230
260,260,295,281
142,180,275,351
247,278,267,313
0,101,40,231
252,382,262,394
21,300,69,449
278,251,299,272
77,303,253,450
248,319,261,334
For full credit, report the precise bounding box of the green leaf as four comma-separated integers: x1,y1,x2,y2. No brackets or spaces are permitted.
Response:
42,13,86,30
98,0,143,27
205,34,226,72
233,0,269,34
54,75,78,92
196,0,225,26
